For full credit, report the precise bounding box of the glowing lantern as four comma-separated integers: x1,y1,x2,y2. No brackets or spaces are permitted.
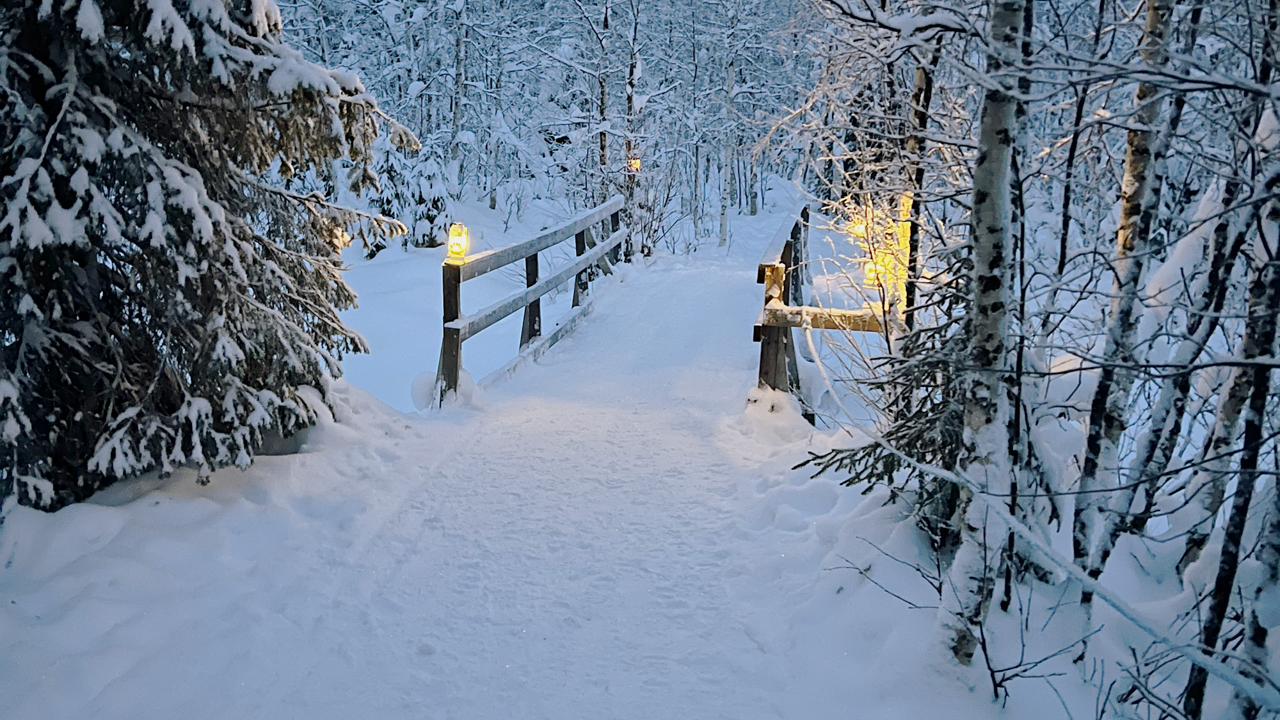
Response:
851,192,913,312
447,222,469,259
628,157,641,173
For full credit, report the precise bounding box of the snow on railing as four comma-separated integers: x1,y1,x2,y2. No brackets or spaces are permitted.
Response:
434,196,627,405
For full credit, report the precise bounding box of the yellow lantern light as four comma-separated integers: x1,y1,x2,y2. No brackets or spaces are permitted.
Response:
447,222,469,259
628,156,642,173
849,192,914,312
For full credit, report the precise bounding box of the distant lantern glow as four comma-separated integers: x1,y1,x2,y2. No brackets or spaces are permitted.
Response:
628,157,641,172
447,222,469,259
847,192,913,312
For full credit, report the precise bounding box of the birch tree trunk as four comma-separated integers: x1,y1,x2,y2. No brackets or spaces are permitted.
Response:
1140,0,1204,264
1231,230,1280,719
623,1,639,258
1121,205,1248,534
1176,305,1258,572
1072,0,1175,645
903,39,942,334
718,148,730,247
1173,0,1276,574
488,61,503,211
450,0,467,196
1183,223,1280,719
937,0,1024,666
693,142,702,243
1173,134,1275,585
718,51,734,247
598,5,610,205
1055,0,1108,278
1232,471,1280,720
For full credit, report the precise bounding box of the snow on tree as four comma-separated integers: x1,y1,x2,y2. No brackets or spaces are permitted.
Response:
790,0,1280,713
0,0,410,510
276,0,810,246
368,138,450,256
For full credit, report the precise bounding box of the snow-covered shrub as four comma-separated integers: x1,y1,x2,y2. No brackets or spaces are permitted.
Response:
0,0,409,510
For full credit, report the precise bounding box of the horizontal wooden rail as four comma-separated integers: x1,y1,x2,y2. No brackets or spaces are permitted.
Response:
435,198,627,405
456,196,624,281
477,302,594,390
757,216,796,284
761,303,882,334
446,227,627,342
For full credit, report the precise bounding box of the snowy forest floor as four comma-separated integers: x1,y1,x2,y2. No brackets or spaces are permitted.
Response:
3,195,1082,719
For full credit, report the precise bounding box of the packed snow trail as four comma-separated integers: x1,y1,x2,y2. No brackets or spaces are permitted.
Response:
1,202,1079,720
293,256,803,719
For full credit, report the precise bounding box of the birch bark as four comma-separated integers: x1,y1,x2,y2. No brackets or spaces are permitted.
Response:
1184,220,1280,719
1172,0,1275,574
1072,0,1175,643
937,0,1024,666
903,39,941,334
1226,236,1280,719
718,50,735,247
450,0,467,195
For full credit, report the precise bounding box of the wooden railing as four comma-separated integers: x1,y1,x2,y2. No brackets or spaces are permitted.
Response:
753,205,882,424
435,196,627,404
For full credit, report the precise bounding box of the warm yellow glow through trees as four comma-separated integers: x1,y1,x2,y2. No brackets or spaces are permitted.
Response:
844,192,911,311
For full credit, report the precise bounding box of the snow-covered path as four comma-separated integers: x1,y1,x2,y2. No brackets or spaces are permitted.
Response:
3,207,873,720
287,255,801,719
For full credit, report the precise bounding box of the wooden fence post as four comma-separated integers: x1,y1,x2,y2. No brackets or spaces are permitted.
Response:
439,261,462,403
573,229,588,307
758,240,789,392
794,208,817,365
786,229,802,307
786,228,816,424
521,253,541,347
758,324,788,392
779,238,798,395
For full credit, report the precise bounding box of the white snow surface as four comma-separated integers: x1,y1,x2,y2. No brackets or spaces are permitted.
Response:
3,196,1094,719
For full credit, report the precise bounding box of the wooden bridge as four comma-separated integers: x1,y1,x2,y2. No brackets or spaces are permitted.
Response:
432,198,884,424
7,198,909,720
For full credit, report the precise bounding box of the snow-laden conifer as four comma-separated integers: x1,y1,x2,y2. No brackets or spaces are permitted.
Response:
0,0,410,509
368,139,450,256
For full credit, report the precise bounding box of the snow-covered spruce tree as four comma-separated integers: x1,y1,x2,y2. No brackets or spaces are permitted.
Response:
368,139,449,257
0,0,409,510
